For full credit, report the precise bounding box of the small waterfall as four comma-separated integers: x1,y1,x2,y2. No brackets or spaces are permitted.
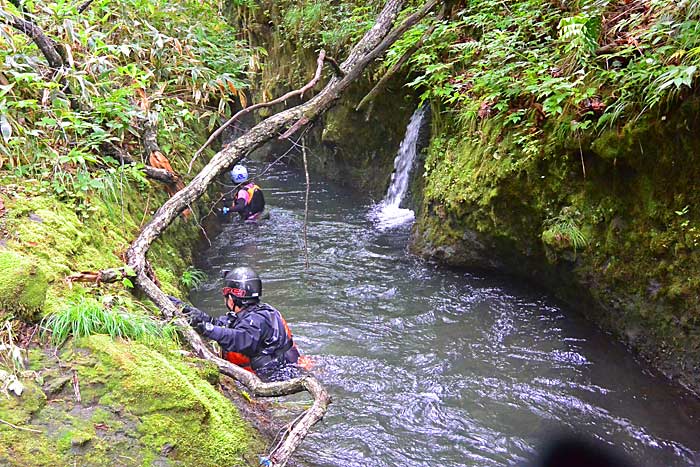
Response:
370,106,426,230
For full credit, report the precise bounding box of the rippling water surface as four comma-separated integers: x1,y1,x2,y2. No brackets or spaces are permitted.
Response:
190,163,700,467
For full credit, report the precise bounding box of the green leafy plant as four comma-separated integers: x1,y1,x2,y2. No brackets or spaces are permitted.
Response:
558,13,601,70
180,267,208,289
542,208,589,253
0,0,252,213
41,297,176,346
392,0,700,151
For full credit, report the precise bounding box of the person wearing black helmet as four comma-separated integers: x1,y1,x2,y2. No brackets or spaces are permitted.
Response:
169,266,300,380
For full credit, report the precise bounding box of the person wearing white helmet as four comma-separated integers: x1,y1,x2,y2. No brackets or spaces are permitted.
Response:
224,164,265,221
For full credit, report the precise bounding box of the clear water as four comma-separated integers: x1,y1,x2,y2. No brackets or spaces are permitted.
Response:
190,163,700,467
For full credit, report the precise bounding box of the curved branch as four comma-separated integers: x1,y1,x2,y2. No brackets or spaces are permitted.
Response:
189,50,328,172
135,272,330,466
1,8,77,108
1,10,64,70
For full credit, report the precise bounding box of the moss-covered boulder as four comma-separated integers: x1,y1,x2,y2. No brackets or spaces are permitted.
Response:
0,336,265,467
0,250,48,322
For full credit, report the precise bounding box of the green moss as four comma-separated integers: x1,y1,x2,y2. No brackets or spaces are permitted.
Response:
0,372,47,425
0,250,48,322
5,195,127,283
414,94,700,391
68,335,263,467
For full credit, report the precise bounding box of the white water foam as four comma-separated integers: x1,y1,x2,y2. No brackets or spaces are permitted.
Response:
370,106,426,230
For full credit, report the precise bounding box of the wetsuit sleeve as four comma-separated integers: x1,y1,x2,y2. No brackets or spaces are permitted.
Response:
230,197,247,213
202,318,262,355
210,315,229,327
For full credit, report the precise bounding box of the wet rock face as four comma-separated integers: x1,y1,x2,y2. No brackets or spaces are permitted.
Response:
410,98,700,394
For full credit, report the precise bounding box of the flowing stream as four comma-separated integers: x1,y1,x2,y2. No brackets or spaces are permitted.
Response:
190,117,700,467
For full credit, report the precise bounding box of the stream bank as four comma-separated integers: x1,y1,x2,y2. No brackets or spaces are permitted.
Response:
231,0,700,396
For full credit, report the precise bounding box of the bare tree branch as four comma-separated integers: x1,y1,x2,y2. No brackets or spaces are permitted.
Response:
1,10,64,70
356,4,446,114
102,142,178,184
189,50,328,172
77,0,95,13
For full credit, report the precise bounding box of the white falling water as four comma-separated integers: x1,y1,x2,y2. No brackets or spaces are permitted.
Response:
369,106,426,230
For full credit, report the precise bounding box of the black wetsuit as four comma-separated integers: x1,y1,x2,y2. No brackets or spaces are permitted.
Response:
202,303,299,377
230,183,265,220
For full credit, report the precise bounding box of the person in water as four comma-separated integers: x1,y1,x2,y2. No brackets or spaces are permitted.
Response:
169,266,302,381
221,164,265,222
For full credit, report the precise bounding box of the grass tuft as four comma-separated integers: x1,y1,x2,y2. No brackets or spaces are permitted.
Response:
41,297,177,346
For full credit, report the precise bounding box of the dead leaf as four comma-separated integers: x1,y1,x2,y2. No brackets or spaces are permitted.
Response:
135,88,149,111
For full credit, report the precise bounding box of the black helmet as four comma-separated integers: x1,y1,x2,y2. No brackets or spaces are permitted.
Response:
221,266,262,306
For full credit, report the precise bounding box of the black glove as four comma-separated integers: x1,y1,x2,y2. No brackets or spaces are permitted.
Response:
192,321,215,336
183,305,212,328
167,296,212,327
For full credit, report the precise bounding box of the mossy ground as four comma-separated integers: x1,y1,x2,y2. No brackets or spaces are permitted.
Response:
0,336,265,467
0,167,262,466
412,98,700,392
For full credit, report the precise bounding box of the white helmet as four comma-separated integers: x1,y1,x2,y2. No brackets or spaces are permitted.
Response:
230,165,248,183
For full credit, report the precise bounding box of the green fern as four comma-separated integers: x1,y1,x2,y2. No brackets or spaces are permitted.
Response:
542,210,589,253
558,13,601,70
180,267,208,290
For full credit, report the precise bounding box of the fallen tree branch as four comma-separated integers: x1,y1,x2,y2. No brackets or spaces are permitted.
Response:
275,0,440,142
103,142,178,184
71,369,81,404
77,0,95,13
278,117,309,140
188,49,328,172
122,1,439,465
65,267,132,285
1,11,64,70
356,4,445,114
139,117,191,218
0,418,42,433
323,55,345,77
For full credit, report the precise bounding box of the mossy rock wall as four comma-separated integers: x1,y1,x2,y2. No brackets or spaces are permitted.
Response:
412,98,700,392
231,1,418,199
0,250,48,322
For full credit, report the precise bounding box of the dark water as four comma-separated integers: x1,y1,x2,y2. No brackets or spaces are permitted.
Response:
190,162,700,467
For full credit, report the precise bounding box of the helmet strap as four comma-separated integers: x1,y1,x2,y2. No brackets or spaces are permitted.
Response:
224,295,237,311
